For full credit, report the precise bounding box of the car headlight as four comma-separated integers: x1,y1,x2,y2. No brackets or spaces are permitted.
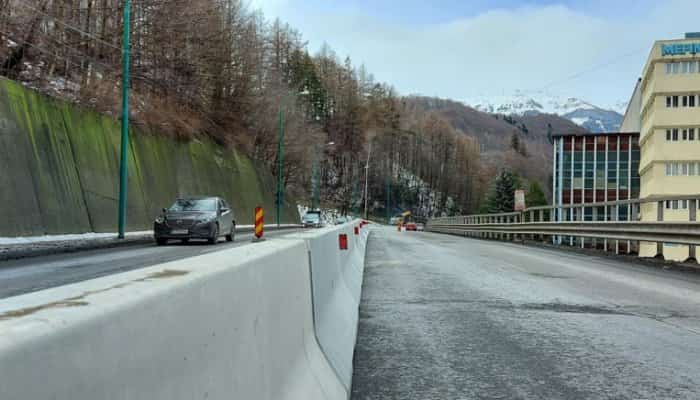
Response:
197,218,214,224
155,216,165,224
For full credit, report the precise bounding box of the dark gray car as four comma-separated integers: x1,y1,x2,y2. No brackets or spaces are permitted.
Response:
154,197,235,245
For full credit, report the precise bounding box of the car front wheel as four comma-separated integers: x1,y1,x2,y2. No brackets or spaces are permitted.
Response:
208,224,219,245
226,224,235,242
156,237,167,246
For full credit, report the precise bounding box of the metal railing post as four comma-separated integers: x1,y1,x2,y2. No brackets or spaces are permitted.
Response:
657,200,664,258
690,200,697,261
580,206,585,249
539,209,545,242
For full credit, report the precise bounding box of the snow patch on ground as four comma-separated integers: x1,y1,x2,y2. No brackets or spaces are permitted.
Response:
0,231,153,245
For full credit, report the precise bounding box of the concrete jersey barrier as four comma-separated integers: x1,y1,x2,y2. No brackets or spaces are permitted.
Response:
0,223,372,400
300,222,369,391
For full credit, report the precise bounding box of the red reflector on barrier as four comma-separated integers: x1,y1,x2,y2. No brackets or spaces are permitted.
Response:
339,234,348,250
354,227,359,235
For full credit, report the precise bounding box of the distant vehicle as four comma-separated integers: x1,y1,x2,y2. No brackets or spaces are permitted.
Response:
390,216,401,225
154,197,235,246
399,211,418,231
302,210,323,228
335,216,349,225
416,223,425,231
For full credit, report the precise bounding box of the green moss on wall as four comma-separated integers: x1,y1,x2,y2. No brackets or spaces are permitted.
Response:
0,78,297,236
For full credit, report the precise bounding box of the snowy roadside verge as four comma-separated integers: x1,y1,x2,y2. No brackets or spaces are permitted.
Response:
0,224,301,262
0,231,154,262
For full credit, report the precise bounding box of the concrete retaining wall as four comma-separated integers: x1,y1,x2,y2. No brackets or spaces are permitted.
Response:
0,223,371,399
0,78,297,237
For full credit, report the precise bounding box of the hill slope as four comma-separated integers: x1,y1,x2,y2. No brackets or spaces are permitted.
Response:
404,96,588,200
0,78,297,236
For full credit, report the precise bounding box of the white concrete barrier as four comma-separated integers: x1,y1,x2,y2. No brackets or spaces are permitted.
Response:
0,224,372,400
299,221,369,391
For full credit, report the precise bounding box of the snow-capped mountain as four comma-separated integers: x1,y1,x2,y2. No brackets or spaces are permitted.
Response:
464,92,625,133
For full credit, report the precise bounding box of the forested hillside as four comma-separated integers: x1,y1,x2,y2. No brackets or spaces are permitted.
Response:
404,96,587,200
0,0,579,217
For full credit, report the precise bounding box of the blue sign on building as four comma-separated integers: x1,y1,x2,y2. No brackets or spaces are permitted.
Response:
662,42,700,56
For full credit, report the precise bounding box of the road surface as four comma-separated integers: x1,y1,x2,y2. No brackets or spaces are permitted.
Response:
352,227,700,399
0,229,299,299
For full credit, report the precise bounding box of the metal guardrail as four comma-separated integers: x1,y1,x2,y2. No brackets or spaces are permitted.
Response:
428,222,700,246
427,195,700,259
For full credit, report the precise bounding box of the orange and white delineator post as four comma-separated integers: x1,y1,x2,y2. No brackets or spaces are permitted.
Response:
255,207,264,239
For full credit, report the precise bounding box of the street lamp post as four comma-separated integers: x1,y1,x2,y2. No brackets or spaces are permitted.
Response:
312,141,334,210
363,140,372,219
117,0,131,239
276,107,284,227
386,175,391,224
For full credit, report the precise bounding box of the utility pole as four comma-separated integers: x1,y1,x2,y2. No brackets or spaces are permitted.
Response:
312,150,319,210
363,140,372,219
276,107,284,227
117,0,131,239
386,175,391,224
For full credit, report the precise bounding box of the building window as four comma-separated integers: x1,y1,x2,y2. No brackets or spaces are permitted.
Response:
690,163,697,176
666,163,672,176
681,61,690,74
673,200,679,210
666,129,672,141
673,62,680,74
666,96,672,108
673,96,679,107
683,96,689,107
683,163,689,176
692,61,699,74
683,129,688,140
690,128,696,141
682,200,688,209
666,63,673,74
691,95,697,107
673,129,679,141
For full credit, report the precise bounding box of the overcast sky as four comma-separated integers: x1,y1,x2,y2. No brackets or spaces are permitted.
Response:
249,0,699,109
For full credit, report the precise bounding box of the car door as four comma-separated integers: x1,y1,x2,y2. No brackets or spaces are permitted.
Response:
218,199,233,234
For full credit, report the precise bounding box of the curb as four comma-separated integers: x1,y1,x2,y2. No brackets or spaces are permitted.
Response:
0,225,301,263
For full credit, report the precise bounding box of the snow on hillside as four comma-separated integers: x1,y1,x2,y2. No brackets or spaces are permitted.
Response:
464,91,625,133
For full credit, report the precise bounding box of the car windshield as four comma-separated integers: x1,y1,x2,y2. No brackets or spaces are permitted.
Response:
303,214,320,222
169,198,217,212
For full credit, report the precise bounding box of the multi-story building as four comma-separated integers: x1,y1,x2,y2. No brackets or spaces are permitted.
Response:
552,131,641,250
622,33,700,261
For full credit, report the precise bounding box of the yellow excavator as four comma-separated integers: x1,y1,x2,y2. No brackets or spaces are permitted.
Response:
397,211,417,231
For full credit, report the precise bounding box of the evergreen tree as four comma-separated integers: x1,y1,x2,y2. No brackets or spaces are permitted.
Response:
510,134,520,153
525,181,547,207
482,170,519,213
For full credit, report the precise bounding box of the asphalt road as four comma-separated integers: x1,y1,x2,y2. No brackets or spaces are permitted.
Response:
0,229,300,299
351,227,700,400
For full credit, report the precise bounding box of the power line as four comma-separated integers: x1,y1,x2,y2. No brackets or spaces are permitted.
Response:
14,0,123,52
534,47,647,92
0,28,109,75
7,1,227,82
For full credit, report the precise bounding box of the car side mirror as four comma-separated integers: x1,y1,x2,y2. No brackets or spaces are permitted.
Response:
162,208,168,214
